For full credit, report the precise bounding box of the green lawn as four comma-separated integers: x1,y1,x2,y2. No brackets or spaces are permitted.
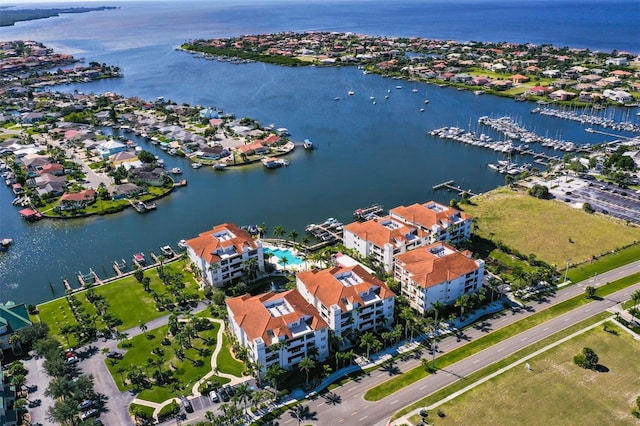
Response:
408,324,640,425
34,301,78,347
464,187,640,267
34,259,202,341
365,273,640,401
217,333,246,377
108,321,227,403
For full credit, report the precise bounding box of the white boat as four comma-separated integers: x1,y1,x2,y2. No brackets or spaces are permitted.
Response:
348,90,355,96
369,96,375,100
191,162,203,169
303,139,314,150
277,127,290,136
420,108,425,112
395,85,402,89
171,167,182,174
334,97,340,101
412,89,418,93
213,163,227,170
474,90,485,95
177,239,188,250
168,148,177,155
424,99,429,104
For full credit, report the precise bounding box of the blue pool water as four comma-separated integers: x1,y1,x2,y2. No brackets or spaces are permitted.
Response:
264,248,304,266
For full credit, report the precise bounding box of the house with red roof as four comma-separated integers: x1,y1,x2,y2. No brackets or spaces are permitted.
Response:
296,265,395,346
395,242,485,314
57,189,96,210
226,290,329,373
185,223,264,287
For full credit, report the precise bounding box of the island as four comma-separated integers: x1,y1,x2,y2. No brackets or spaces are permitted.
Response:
0,6,118,27
182,31,640,106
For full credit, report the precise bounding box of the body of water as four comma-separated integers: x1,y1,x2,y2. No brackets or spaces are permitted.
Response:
1,0,639,305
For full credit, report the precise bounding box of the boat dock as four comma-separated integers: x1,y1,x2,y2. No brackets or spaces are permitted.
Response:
113,259,127,276
305,218,344,245
62,277,72,292
77,269,96,287
353,204,384,221
432,180,477,197
173,179,188,187
130,200,157,213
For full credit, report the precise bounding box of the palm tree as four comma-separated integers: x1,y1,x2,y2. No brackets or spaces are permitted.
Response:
298,356,315,387
265,364,285,395
258,223,268,238
455,293,471,316
233,382,253,418
631,289,640,308
205,410,216,425
359,332,376,359
273,224,286,240
139,321,148,338
399,307,415,340
288,229,299,244
280,255,290,271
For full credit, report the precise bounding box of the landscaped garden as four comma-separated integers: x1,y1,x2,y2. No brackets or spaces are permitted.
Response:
32,258,202,347
404,324,640,425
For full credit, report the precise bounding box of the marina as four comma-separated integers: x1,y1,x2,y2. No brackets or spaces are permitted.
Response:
531,106,640,133
305,217,344,244
353,204,385,221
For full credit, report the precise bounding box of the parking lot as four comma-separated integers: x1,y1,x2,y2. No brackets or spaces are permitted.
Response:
530,176,640,224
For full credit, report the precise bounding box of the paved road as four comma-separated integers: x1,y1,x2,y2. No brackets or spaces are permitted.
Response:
278,262,640,426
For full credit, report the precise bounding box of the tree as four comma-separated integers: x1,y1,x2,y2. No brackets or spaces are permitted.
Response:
137,150,156,164
583,202,594,213
454,294,472,316
528,184,550,199
288,229,299,244
139,321,148,337
273,225,286,239
359,332,376,359
279,255,290,271
585,285,597,299
265,363,285,395
298,356,315,387
574,347,599,369
233,382,253,417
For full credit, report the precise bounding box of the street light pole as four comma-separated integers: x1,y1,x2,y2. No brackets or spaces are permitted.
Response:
564,258,572,283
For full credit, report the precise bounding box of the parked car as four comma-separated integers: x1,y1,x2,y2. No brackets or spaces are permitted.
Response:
77,400,95,411
218,387,230,402
180,395,193,413
80,408,99,420
223,384,235,397
209,391,220,403
106,351,123,359
65,356,80,365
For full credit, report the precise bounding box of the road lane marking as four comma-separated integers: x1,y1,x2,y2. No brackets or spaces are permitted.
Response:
497,347,504,352
564,317,571,321
473,359,480,364
585,308,591,312
390,399,399,405
543,327,550,331
521,337,528,341
360,416,369,421
419,385,427,390
338,419,344,423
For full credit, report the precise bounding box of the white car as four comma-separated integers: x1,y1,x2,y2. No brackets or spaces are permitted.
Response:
209,391,220,403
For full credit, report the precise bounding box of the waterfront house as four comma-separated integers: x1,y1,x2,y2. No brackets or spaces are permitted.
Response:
57,189,96,210
549,89,576,101
394,242,485,315
128,167,167,187
226,290,329,374
33,173,67,197
97,140,126,159
110,183,143,200
0,302,32,352
185,222,264,287
296,264,395,347
195,145,230,160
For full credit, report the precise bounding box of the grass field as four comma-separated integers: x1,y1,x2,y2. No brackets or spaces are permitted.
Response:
464,187,640,267
412,324,640,426
33,259,201,345
107,322,228,403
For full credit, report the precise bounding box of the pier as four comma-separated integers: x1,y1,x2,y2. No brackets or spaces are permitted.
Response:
432,180,477,197
353,203,385,221
62,278,72,292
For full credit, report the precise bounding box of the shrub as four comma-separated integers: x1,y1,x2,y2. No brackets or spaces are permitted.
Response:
574,347,598,369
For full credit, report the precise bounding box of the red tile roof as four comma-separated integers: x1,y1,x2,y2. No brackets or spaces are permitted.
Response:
390,201,470,231
395,242,480,288
344,216,429,248
297,264,395,312
226,290,328,345
185,223,257,264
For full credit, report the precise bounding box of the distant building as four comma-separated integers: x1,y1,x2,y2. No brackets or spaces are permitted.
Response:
296,264,395,347
394,242,485,314
185,223,264,287
0,365,18,426
226,290,329,373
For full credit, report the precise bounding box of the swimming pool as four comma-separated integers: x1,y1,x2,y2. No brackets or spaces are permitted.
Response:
264,247,304,266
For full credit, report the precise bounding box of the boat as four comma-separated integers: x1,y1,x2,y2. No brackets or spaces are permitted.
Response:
0,238,13,251
248,225,259,235
473,90,485,95
213,163,227,171
177,239,188,250
168,148,177,155
424,99,429,104
369,96,375,100
276,127,290,136
412,89,419,93
191,162,203,169
348,90,355,96
353,204,384,221
303,139,314,150
133,252,146,266
420,108,425,112
171,167,182,174
160,245,174,257
395,85,402,89
334,97,340,101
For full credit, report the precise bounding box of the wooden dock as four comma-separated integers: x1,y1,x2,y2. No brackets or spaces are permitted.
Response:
62,278,72,292
432,180,477,197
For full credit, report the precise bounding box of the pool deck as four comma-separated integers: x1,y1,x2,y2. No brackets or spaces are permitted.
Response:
263,244,307,272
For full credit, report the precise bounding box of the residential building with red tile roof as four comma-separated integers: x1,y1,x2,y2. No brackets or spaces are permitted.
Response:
343,216,432,272
296,264,395,346
343,201,472,272
394,242,485,314
185,223,264,287
226,290,329,372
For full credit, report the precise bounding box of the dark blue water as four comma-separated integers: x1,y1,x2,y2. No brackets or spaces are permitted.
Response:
1,0,639,305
